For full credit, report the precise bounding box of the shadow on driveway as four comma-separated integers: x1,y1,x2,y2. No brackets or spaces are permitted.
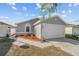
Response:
47,38,79,45
0,37,15,56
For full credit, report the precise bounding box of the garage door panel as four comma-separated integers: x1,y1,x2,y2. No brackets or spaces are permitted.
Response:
42,23,65,39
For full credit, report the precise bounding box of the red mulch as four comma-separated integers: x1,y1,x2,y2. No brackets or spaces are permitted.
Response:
16,34,43,42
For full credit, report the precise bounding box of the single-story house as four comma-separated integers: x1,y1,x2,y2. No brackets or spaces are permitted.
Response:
0,21,16,37
16,15,66,41
65,24,79,35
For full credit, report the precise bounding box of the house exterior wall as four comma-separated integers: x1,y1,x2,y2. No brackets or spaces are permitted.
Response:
42,23,65,39
65,26,73,34
73,27,79,35
34,24,42,39
16,23,27,32
10,28,16,35
0,28,8,37
0,23,15,37
0,23,10,28
16,23,34,34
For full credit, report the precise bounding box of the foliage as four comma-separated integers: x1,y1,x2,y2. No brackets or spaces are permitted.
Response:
65,34,79,40
39,3,58,18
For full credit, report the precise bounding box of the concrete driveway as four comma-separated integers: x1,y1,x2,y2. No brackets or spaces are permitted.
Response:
48,38,79,56
16,37,79,55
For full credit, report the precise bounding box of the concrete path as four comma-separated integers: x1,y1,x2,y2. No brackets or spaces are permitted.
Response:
13,41,26,46
48,38,79,56
16,37,53,48
16,37,79,55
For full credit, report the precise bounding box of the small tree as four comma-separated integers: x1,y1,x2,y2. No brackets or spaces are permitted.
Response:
40,3,58,17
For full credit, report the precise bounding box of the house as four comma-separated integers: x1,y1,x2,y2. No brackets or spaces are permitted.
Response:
65,24,73,34
16,15,66,41
65,24,79,35
0,21,16,37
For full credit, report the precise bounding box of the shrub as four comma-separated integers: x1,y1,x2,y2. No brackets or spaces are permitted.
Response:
65,34,79,40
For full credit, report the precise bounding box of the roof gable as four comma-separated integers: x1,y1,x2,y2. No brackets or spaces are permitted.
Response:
0,22,15,28
16,18,40,25
34,15,66,25
45,15,66,25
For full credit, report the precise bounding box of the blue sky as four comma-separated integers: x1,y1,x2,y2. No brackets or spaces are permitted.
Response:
0,3,79,25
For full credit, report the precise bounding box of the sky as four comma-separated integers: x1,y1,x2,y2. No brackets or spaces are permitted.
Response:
0,3,79,25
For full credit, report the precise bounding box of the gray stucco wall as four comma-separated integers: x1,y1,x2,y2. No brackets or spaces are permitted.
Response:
16,23,34,34
16,23,25,32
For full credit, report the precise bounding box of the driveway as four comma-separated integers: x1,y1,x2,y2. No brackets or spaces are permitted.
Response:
48,38,79,56
16,37,79,55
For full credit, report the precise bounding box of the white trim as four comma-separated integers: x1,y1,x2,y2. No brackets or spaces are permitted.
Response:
33,20,41,26
25,23,31,33
16,32,33,33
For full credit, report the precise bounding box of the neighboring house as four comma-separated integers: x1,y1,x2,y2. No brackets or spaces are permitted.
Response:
66,24,79,35
65,24,73,34
16,15,66,41
0,22,16,37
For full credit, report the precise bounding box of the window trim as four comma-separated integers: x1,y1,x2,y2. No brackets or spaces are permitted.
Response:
26,26,30,32
25,24,31,33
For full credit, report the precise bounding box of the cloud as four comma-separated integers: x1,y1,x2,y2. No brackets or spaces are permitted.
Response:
26,14,28,16
62,10,65,14
68,10,72,14
61,14,67,18
36,3,41,8
68,4,72,7
0,16,9,19
8,3,17,10
38,15,42,18
8,3,16,6
73,3,79,7
12,6,17,10
31,14,35,16
22,6,27,11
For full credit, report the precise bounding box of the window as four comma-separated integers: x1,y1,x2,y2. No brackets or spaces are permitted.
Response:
26,26,30,32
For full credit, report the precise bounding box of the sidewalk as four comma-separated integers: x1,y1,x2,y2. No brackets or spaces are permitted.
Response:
16,37,53,48
49,38,79,56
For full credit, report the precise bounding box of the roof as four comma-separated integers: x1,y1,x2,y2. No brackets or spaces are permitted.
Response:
0,21,16,28
16,15,66,26
16,18,40,25
33,15,66,25
73,25,79,28
66,24,79,28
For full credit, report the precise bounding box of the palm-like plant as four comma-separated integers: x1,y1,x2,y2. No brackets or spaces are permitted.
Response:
39,3,58,18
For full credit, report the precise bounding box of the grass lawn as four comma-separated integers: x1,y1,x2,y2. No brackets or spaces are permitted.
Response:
0,37,72,56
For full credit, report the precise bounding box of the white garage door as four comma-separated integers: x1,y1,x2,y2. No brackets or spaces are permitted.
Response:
42,23,65,39
0,28,8,37
34,24,41,38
